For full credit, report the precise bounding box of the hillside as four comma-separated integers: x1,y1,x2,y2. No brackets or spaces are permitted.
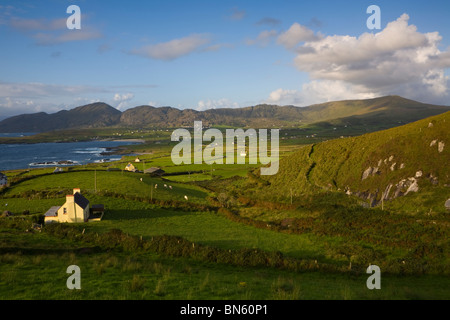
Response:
254,111,450,213
0,103,122,133
0,96,448,133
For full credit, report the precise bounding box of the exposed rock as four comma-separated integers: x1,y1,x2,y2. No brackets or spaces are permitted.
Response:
389,155,394,162
400,163,405,169
394,177,419,198
382,184,393,201
405,178,419,195
415,171,423,178
390,163,396,171
438,141,445,153
428,173,439,185
362,167,373,180
428,122,434,128
430,140,437,147
377,159,383,167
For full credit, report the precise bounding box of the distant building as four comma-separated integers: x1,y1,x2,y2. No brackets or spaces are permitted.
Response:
144,167,165,177
125,163,137,172
0,172,7,187
44,188,104,224
134,157,141,163
53,167,64,174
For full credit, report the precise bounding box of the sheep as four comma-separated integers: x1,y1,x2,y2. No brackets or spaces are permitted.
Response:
155,184,158,189
164,184,167,188
184,195,188,201
169,186,172,190
140,178,143,182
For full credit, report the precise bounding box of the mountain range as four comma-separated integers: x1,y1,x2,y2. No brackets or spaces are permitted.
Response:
0,95,449,133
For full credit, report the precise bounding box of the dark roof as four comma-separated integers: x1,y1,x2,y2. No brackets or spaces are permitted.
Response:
45,206,61,217
145,167,165,174
74,192,89,209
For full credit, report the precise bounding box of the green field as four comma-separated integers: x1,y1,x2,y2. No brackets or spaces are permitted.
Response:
1,120,449,300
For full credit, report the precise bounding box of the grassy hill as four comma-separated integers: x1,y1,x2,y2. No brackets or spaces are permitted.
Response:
248,111,449,214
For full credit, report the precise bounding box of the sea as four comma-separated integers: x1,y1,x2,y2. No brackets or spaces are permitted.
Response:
0,133,140,171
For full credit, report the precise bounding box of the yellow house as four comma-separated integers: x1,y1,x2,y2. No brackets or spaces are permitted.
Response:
125,163,136,172
45,188,90,224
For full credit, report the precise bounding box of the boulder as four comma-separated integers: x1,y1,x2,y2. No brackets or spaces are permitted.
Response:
438,141,445,153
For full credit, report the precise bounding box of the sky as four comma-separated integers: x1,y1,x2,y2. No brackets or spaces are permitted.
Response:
1,0,450,119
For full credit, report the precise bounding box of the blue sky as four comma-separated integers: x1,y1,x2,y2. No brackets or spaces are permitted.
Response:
1,0,450,119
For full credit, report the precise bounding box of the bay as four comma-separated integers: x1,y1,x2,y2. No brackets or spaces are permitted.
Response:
0,139,139,171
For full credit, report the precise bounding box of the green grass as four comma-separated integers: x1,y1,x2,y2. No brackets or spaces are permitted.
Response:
1,114,449,300
3,170,210,204
1,224,449,300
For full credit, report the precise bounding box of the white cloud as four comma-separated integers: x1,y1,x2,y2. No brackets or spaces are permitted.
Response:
277,23,320,49
197,98,240,111
113,93,135,110
130,34,211,61
266,81,376,106
273,14,450,105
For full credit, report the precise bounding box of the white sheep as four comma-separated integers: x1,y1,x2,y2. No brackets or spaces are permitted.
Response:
155,184,158,189
184,195,188,201
164,184,167,188
169,186,172,190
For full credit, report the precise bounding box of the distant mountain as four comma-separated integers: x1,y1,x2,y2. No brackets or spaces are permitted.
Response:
0,96,448,133
0,103,121,133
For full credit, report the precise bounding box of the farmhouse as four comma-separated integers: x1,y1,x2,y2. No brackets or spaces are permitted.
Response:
125,163,137,172
144,167,165,177
0,172,7,187
44,188,104,224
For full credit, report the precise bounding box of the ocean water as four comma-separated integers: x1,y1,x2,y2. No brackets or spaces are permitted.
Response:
0,138,139,171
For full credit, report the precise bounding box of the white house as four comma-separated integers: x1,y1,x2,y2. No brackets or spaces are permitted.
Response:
45,188,93,224
0,172,7,187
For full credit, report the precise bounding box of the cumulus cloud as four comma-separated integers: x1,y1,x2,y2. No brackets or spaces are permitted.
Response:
277,23,321,49
130,34,211,61
113,93,135,110
271,14,450,105
266,81,377,106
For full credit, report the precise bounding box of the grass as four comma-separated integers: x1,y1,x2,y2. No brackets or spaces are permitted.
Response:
1,228,449,300
1,115,449,300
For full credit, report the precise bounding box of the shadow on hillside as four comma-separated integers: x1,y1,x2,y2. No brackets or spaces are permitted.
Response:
103,208,192,221
0,246,101,256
